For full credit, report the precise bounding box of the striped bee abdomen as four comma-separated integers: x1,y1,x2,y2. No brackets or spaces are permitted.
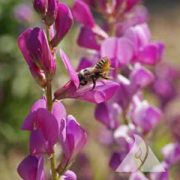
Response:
95,59,107,70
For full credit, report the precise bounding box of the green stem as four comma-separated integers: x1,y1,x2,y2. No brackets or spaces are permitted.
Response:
46,81,58,180
45,24,58,180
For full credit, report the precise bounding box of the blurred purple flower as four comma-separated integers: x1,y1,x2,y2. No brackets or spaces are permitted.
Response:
150,172,169,180
95,102,121,130
130,63,154,90
33,0,46,16
18,27,56,87
22,98,66,154
162,143,180,166
76,57,93,71
170,116,180,143
101,37,134,68
129,97,162,134
109,150,129,171
72,0,95,28
116,6,149,36
54,49,119,103
17,155,45,180
125,24,165,65
62,170,77,180
110,75,133,110
129,171,148,180
14,3,34,23
150,162,169,180
77,26,100,50
152,63,179,108
124,0,141,12
50,2,73,47
138,42,164,65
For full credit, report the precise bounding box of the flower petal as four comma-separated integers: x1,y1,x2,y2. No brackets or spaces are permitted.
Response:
72,0,95,28
77,26,100,50
60,49,79,88
138,42,165,65
17,155,45,180
30,129,47,155
51,2,73,47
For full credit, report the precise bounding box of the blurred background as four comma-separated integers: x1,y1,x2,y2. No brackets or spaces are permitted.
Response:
0,0,180,179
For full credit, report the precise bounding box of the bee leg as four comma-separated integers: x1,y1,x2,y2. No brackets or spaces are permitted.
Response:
80,79,88,86
92,76,96,90
101,74,111,80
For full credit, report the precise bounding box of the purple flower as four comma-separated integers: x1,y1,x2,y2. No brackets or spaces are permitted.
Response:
17,155,45,180
50,2,73,47
130,63,154,90
124,24,165,65
129,171,148,180
116,6,149,36
77,26,100,50
54,49,119,103
22,98,66,154
124,0,141,12
129,97,162,134
72,0,95,28
162,143,180,166
95,102,121,130
170,116,180,143
150,164,169,180
18,27,56,87
110,75,132,110
44,0,57,26
138,42,164,65
101,37,134,68
58,115,87,169
33,0,46,15
62,170,77,180
76,57,93,71
14,3,34,23
109,150,129,171
152,63,179,108
124,23,151,51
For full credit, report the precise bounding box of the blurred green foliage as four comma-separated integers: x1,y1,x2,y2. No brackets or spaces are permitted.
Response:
0,0,41,154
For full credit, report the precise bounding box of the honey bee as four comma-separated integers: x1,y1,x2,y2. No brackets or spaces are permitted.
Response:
78,57,111,89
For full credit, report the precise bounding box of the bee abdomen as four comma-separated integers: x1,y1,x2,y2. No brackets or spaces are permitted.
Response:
95,59,106,69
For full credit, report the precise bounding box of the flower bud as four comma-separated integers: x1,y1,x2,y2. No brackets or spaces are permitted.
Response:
33,0,46,16
44,0,57,26
18,27,56,86
50,3,73,47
